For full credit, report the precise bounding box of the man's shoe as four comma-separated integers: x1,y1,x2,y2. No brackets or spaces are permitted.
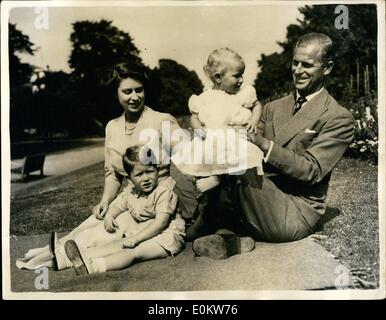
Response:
215,228,236,236
192,234,255,259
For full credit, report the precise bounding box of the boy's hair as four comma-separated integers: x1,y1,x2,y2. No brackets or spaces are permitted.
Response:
203,48,245,83
122,145,158,175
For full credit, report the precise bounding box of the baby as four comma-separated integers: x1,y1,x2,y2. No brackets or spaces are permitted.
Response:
171,48,264,194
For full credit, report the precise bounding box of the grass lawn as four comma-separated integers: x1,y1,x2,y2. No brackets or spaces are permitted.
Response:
10,157,379,289
313,158,379,288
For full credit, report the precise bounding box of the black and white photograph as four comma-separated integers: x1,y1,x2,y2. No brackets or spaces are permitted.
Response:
1,0,385,299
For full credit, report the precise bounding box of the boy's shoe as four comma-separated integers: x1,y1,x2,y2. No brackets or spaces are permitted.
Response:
64,240,91,276
192,234,255,260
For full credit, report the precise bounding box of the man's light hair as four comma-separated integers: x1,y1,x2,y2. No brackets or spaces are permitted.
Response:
295,33,334,64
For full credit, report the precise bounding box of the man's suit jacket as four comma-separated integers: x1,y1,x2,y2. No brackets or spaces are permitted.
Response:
258,88,355,225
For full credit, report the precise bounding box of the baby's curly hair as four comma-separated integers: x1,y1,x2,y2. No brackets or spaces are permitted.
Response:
203,48,245,83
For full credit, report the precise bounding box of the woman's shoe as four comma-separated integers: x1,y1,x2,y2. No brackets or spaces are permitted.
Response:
192,234,255,259
64,240,91,276
48,232,59,271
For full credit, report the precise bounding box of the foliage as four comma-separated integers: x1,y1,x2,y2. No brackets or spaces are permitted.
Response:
8,23,35,89
9,23,36,140
343,94,378,163
9,20,204,140
69,19,141,83
151,59,203,115
254,4,377,101
65,20,144,135
66,21,203,133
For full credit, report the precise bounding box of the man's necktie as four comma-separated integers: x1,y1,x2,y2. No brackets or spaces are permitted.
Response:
293,96,307,115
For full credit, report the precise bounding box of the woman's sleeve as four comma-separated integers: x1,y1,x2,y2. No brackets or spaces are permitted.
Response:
154,187,178,216
160,113,185,155
242,85,258,109
162,113,181,135
104,121,124,185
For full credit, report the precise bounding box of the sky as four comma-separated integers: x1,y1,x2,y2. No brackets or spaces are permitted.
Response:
8,2,303,86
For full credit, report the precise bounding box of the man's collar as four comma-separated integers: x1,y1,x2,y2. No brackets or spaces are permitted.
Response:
296,87,324,103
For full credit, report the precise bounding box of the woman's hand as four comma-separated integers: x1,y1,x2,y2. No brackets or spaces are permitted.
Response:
104,215,119,233
122,236,138,249
92,202,109,220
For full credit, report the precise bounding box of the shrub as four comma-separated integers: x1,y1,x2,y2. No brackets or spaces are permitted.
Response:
343,93,378,163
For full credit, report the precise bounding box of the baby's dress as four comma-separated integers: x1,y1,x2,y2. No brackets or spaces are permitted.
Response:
171,85,264,176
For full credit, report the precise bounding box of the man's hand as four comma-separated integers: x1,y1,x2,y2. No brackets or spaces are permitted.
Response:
122,236,138,249
248,132,271,154
92,201,109,220
104,215,119,233
228,123,271,155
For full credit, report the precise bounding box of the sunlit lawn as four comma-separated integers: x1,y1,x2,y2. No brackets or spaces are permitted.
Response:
10,155,379,288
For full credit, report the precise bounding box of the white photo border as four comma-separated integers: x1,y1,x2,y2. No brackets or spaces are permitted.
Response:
1,0,385,300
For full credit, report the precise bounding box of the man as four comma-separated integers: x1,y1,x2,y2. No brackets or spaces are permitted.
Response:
173,33,355,257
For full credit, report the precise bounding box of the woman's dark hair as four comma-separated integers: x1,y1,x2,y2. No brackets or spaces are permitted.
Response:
103,60,151,89
101,60,160,108
122,144,158,175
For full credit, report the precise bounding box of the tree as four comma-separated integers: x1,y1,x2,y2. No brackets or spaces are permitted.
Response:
9,23,36,140
67,20,143,134
254,4,377,102
69,19,141,84
9,23,35,89
151,59,203,115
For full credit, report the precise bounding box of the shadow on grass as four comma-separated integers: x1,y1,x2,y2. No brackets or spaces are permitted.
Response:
313,206,341,232
11,174,51,183
11,139,104,160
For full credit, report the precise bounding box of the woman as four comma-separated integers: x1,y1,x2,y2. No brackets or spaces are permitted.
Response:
16,61,182,270
92,62,180,219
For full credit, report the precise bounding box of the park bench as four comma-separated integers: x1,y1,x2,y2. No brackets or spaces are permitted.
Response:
11,153,46,181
